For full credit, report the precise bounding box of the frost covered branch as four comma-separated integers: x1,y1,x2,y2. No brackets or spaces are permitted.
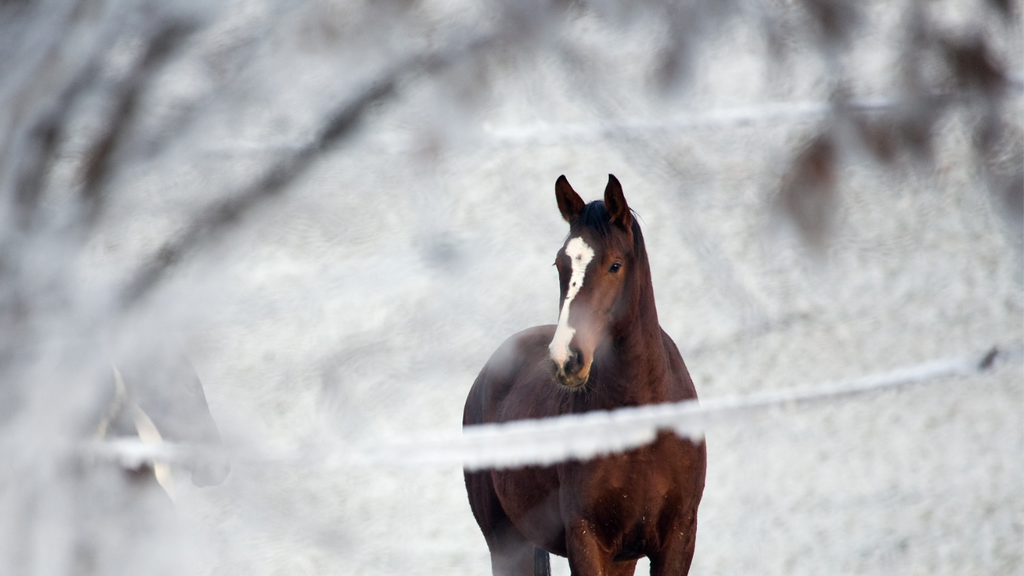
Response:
119,31,498,307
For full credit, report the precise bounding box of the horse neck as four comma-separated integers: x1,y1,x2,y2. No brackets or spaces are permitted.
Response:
598,256,669,403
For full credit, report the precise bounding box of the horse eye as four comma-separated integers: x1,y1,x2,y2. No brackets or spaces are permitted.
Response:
609,262,622,273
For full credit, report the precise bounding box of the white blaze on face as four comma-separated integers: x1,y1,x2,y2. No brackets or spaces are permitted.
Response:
549,236,595,366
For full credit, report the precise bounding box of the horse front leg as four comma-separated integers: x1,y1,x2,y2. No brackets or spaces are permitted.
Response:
564,518,616,576
486,523,539,576
648,517,697,576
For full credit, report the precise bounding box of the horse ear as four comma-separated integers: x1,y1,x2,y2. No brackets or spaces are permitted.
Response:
555,175,585,225
604,174,632,230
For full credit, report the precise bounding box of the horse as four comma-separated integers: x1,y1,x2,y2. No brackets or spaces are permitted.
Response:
463,175,707,576
0,348,231,576
95,349,231,495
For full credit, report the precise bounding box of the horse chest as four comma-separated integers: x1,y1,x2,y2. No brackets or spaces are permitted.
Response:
572,440,683,513
495,435,689,552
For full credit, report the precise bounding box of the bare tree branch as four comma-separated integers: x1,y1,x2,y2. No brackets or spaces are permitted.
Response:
119,31,497,308
78,18,199,225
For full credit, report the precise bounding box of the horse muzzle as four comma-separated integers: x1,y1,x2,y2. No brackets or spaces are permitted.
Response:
551,347,591,388
189,450,231,487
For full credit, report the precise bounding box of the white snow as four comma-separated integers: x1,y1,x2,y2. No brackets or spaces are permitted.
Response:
2,1,1021,576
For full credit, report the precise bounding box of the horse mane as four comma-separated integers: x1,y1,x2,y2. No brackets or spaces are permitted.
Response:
570,201,648,267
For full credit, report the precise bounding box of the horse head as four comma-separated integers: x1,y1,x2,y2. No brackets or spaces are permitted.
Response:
111,352,231,488
549,174,645,389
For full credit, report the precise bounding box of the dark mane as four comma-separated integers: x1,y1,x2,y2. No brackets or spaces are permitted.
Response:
570,201,648,265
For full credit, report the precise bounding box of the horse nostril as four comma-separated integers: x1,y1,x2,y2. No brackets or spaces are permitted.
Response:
566,348,583,373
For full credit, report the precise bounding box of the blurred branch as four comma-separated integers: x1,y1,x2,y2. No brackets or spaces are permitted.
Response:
192,83,1023,155
119,31,498,308
1,0,104,231
78,17,200,225
9,59,97,231
778,3,1023,246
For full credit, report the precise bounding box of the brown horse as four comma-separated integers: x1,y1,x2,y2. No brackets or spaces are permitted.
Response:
463,175,706,576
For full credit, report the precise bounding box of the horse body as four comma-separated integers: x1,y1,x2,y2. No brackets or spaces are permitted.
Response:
464,175,706,576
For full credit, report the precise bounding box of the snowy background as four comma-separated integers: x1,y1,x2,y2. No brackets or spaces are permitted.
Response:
0,0,1021,574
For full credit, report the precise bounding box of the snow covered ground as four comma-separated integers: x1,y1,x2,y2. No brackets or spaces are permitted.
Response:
4,0,1021,574
172,46,1021,576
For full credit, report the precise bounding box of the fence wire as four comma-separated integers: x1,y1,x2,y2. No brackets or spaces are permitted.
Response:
83,344,1022,473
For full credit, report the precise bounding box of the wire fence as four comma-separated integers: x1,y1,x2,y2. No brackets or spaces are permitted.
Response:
83,343,1022,474
194,81,1024,155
